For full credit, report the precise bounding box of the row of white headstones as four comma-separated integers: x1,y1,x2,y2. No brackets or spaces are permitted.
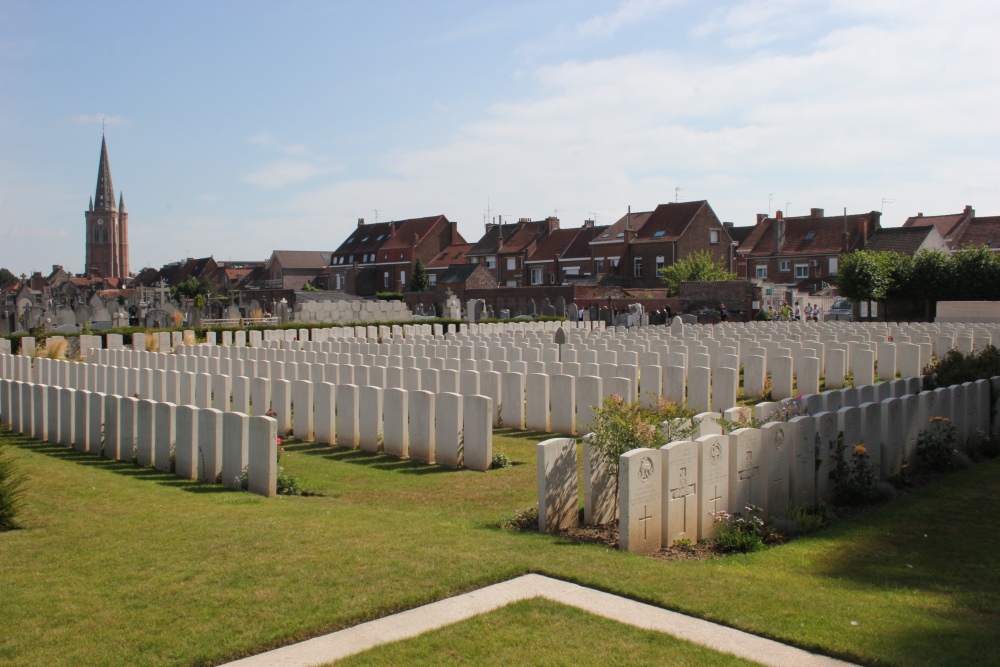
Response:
538,375,999,553
2,318,997,480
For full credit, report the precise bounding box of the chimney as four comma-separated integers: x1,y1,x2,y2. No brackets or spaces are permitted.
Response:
723,222,734,230
917,212,923,217
965,205,975,218
756,213,767,224
810,208,824,218
775,210,784,219
450,220,460,243
389,220,396,236
52,265,62,274
624,205,635,244
357,217,365,227
772,217,786,253
546,216,560,232
860,218,868,249
842,207,849,253
583,218,594,228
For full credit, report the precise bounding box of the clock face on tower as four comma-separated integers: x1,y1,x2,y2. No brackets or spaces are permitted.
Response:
97,218,104,225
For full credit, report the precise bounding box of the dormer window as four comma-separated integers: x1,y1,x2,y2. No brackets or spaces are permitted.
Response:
652,230,666,238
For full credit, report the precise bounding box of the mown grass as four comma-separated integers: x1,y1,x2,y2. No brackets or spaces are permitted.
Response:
1,423,999,666
332,598,759,667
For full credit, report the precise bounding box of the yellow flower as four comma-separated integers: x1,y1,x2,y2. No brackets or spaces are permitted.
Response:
854,444,867,456
942,418,951,424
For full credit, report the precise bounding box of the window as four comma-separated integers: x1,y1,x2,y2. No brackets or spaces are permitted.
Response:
829,257,838,275
655,255,665,272
794,264,809,279
595,259,604,273
506,280,517,287
428,273,436,286
485,256,496,269
400,270,406,285
652,230,666,238
805,231,817,242
361,237,369,243
506,258,516,270
548,272,555,284
334,274,343,290
633,257,643,278
779,260,790,272
755,265,767,279
384,272,390,288
564,266,580,276
609,257,619,268
600,233,610,239
616,232,624,238
710,229,721,244
530,267,542,285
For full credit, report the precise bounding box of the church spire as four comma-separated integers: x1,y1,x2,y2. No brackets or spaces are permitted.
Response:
119,192,125,212
94,134,116,211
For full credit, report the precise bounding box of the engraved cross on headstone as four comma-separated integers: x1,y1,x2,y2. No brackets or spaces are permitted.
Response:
708,486,723,516
670,467,696,535
738,450,760,499
639,505,653,539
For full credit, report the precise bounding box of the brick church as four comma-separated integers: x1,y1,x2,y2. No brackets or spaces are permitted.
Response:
84,135,130,280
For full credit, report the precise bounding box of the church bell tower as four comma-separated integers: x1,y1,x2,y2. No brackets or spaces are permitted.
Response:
85,135,130,280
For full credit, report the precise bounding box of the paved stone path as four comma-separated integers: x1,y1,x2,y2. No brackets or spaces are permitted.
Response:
222,574,857,667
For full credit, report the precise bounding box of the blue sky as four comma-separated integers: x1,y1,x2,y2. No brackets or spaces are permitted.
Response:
1,0,998,276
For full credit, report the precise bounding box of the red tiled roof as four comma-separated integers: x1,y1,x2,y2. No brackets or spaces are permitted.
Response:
527,228,580,262
902,213,967,240
467,223,517,256
427,243,474,269
591,211,654,244
953,216,1000,250
380,215,450,250
631,201,707,244
738,212,879,257
864,225,936,255
270,251,333,270
499,220,549,254
562,225,608,258
334,222,395,257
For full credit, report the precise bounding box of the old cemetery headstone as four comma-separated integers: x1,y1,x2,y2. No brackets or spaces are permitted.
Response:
787,415,816,506
222,412,249,489
696,434,728,541
619,448,661,553
729,428,766,517
583,434,616,525
537,437,578,533
661,440,699,546
248,415,278,497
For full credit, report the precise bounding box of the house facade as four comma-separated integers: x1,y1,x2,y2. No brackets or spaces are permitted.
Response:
736,208,881,293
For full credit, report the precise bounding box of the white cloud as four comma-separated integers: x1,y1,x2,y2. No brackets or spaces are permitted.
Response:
282,1,1000,241
575,0,680,37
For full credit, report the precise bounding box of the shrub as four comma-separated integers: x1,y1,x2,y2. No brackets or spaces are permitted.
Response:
783,503,834,535
0,445,27,531
924,346,1000,390
491,452,512,469
711,505,767,553
499,504,539,530
916,417,958,471
831,435,881,505
375,292,405,301
589,395,667,482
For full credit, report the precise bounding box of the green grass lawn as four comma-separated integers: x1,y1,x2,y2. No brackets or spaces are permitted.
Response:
332,598,759,667
1,424,999,667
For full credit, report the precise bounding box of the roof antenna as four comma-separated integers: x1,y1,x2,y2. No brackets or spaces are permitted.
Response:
786,201,793,216
881,198,896,214
768,193,774,217
675,186,682,203
588,212,598,224
374,209,380,223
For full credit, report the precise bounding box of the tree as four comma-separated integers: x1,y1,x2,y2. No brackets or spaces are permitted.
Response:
410,258,429,292
950,245,1000,301
907,249,953,319
0,268,17,288
658,249,734,294
170,276,211,301
836,250,902,318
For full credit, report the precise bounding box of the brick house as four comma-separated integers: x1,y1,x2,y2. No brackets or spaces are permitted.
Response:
589,201,734,288
425,243,474,288
328,215,465,294
466,217,559,286
260,251,334,291
736,208,881,293
524,227,581,285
